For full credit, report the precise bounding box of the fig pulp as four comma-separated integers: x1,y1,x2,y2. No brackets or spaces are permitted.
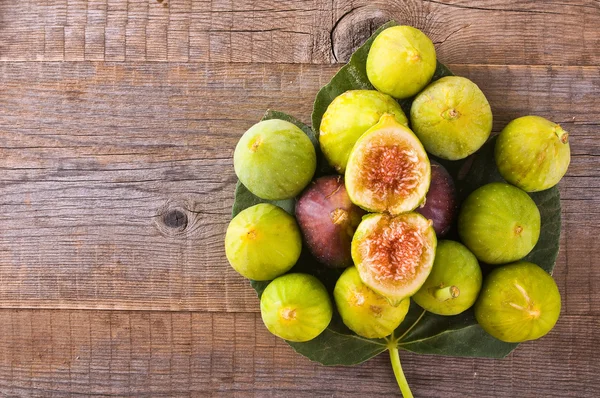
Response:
334,267,410,338
475,262,561,343
319,90,409,173
295,176,366,268
225,203,301,281
416,160,457,236
410,76,493,160
234,119,316,200
345,114,431,215
495,115,571,192
351,212,436,305
458,182,540,264
412,240,482,316
366,25,437,99
260,273,333,342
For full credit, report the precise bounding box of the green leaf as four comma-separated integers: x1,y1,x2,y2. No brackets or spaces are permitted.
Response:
231,21,561,367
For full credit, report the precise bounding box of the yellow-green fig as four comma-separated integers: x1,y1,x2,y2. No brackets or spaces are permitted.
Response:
475,261,561,343
366,25,437,99
334,266,410,338
412,241,482,316
260,273,333,342
411,76,493,160
319,90,408,173
225,203,301,281
234,119,316,200
495,115,571,192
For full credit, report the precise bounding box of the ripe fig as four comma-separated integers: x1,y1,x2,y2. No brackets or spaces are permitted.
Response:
475,261,561,343
345,114,431,215
412,241,482,316
319,90,408,173
295,176,366,268
495,115,571,192
410,76,493,160
366,25,437,99
234,119,316,200
458,182,540,264
351,212,437,306
225,203,301,281
416,160,457,236
260,273,333,342
334,267,410,338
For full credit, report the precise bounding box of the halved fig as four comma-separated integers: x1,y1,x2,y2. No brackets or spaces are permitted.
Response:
345,114,430,215
351,212,437,305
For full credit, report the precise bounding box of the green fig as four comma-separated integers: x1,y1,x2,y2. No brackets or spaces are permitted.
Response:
495,115,570,192
319,90,408,173
475,261,561,343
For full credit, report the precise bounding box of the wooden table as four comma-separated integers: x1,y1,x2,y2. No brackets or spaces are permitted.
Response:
1,1,598,396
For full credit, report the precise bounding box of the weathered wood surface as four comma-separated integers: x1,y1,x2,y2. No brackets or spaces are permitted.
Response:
0,310,596,397
1,0,599,396
1,0,599,65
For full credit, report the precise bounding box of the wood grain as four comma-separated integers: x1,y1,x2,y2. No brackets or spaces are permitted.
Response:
1,0,599,65
1,62,598,313
0,309,596,397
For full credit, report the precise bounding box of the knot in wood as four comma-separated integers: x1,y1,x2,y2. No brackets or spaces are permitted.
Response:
330,7,394,63
154,198,200,238
163,209,187,229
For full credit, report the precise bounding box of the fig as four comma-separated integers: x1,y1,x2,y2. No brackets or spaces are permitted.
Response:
366,25,437,99
410,76,493,160
319,90,409,173
334,266,410,338
295,176,366,268
345,114,431,215
260,273,333,342
351,212,437,305
415,160,457,236
412,240,482,316
495,115,571,192
475,261,561,343
458,182,540,264
234,119,316,200
225,203,301,281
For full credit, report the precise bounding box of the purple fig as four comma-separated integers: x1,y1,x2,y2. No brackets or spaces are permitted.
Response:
416,161,456,236
296,176,366,268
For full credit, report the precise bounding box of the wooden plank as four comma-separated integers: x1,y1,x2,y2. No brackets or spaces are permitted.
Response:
0,310,596,397
1,0,599,65
0,62,598,313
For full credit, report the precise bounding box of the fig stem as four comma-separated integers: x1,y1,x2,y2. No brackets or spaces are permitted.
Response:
389,347,413,398
434,285,460,301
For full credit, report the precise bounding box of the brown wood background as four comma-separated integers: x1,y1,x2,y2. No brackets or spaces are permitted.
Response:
1,0,599,396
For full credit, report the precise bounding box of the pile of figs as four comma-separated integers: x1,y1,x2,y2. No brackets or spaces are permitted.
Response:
225,24,570,394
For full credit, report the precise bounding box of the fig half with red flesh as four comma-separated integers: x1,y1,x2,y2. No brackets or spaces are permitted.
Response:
296,176,366,268
416,160,457,237
345,114,431,215
352,212,437,305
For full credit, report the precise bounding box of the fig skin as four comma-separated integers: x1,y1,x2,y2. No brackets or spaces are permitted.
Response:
416,160,457,236
345,114,431,215
319,90,409,173
475,262,561,343
225,203,301,281
410,76,493,160
351,212,437,306
295,176,366,268
366,25,437,99
334,267,410,339
412,240,482,316
234,119,316,200
458,182,540,264
495,115,571,192
260,273,333,342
